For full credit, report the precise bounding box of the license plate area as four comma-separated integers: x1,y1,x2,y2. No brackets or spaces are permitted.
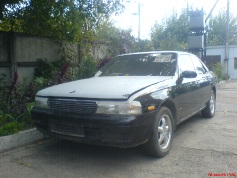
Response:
50,121,85,137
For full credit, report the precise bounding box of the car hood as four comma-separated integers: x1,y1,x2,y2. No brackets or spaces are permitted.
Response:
36,76,172,99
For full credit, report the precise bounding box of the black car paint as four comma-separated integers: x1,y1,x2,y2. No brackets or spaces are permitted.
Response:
32,52,217,148
32,107,156,148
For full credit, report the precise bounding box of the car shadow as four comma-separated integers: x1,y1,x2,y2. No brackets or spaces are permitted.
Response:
18,113,209,174
37,113,206,161
41,138,152,161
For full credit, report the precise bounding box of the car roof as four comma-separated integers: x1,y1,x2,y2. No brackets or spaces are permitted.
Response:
117,51,190,57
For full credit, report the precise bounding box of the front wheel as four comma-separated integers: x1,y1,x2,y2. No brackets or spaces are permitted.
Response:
144,107,174,157
202,90,216,118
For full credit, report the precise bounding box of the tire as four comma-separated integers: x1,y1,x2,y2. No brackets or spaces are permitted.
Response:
144,107,174,158
202,90,216,118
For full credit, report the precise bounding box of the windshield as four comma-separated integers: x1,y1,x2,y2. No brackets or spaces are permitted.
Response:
99,52,177,76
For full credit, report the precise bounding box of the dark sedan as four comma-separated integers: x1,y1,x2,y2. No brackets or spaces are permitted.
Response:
32,51,217,157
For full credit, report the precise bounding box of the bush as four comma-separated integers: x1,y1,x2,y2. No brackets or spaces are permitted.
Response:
0,121,23,136
0,74,35,136
34,55,98,83
212,62,224,82
0,53,99,136
34,58,71,87
97,57,112,69
77,54,97,79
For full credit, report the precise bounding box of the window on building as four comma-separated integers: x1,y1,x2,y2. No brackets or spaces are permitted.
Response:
234,58,237,69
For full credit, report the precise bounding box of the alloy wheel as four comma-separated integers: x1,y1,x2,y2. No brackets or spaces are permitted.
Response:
157,114,172,150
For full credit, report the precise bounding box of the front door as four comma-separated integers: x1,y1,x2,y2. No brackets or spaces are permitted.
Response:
190,54,212,108
174,54,202,122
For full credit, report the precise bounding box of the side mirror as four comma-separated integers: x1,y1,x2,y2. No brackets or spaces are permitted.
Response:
176,70,197,84
180,70,197,78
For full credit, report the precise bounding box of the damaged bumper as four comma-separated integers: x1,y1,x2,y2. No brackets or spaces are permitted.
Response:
32,107,156,148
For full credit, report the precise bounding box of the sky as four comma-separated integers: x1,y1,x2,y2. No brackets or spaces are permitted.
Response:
113,0,236,39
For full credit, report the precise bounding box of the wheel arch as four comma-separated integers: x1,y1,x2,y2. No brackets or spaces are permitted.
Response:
160,99,177,130
212,86,216,98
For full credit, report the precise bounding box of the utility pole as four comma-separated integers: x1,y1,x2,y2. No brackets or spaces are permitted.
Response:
138,2,141,40
128,0,141,43
205,0,219,24
225,0,230,76
128,0,141,39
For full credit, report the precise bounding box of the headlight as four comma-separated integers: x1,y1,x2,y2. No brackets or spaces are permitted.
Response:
34,96,48,109
96,101,142,115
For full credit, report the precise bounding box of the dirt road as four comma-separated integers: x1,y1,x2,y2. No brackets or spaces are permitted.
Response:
0,81,236,178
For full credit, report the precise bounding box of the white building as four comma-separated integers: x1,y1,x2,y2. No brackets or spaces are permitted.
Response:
206,45,237,79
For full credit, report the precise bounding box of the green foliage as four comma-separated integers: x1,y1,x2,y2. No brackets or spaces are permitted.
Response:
96,18,153,56
207,10,237,45
33,77,48,87
34,59,69,86
0,75,35,136
0,52,87,137
35,59,54,79
0,102,34,135
134,39,154,52
150,9,189,50
0,121,23,136
34,56,97,83
96,19,120,56
212,62,224,82
97,57,112,69
0,0,20,19
1,0,124,42
150,8,237,50
77,54,97,79
96,19,133,56
0,1,132,137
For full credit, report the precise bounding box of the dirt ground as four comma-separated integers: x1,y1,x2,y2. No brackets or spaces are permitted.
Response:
0,81,236,178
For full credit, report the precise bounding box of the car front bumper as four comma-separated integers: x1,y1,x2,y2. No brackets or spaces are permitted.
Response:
32,107,156,148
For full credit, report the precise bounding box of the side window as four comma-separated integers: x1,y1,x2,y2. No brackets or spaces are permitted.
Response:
190,55,207,74
178,54,195,73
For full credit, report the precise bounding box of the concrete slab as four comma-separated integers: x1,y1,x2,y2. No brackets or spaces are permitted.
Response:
0,128,44,153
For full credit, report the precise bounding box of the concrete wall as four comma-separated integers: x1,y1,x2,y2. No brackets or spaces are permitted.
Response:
0,32,110,82
15,35,60,63
90,43,109,60
15,35,60,81
0,32,11,79
0,32,60,81
206,45,237,79
0,32,9,62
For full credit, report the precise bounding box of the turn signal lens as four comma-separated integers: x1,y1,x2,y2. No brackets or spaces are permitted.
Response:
148,106,155,111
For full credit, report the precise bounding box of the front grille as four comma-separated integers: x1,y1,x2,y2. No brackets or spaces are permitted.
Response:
48,98,97,114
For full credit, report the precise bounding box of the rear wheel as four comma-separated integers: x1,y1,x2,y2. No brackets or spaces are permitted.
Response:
144,107,173,157
202,90,216,118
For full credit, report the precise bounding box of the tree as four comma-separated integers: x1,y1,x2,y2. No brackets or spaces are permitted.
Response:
207,10,237,45
134,39,154,52
96,18,143,56
0,0,124,42
150,9,189,51
96,18,121,56
0,0,20,19
150,8,237,50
